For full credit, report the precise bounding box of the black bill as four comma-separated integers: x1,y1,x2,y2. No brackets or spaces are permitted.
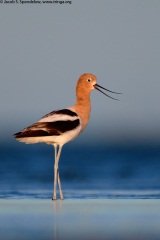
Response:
94,83,121,101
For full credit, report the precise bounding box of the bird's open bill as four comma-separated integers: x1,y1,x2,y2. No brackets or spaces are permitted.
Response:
94,83,121,101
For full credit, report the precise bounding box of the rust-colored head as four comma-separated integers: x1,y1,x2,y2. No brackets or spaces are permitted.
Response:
76,73,97,95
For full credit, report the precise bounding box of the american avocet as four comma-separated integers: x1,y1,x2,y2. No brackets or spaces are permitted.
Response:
14,73,121,200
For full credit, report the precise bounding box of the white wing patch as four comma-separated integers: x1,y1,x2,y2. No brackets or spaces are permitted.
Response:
38,109,79,123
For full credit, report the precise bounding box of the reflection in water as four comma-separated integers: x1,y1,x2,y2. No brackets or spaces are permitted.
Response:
0,199,160,240
53,200,63,240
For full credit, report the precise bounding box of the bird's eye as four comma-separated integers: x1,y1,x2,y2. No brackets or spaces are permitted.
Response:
87,79,91,82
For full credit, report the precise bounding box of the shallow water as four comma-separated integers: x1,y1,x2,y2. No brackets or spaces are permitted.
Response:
1,143,160,240
0,199,160,240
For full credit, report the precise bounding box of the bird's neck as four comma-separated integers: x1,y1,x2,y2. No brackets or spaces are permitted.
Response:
76,94,91,131
70,93,91,131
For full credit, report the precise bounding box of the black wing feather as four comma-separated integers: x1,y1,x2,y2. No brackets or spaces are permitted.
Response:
14,119,80,138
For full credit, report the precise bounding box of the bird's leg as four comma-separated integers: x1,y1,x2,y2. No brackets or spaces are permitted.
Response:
53,145,58,200
56,145,64,200
52,145,63,200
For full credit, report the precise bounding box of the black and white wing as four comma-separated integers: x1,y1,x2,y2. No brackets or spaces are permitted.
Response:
14,109,81,139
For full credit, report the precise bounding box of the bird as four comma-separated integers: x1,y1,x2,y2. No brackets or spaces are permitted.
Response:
14,73,121,200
